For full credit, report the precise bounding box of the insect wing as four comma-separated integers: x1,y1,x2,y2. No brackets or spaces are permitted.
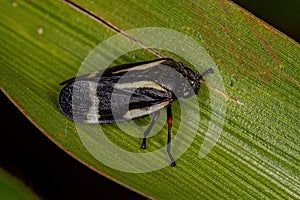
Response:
59,79,172,123
107,86,172,122
59,62,173,123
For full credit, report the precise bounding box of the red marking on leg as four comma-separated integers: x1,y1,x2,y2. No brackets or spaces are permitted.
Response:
167,117,172,126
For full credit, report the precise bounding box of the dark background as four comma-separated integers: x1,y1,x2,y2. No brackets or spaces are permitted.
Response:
1,1,299,199
232,0,300,43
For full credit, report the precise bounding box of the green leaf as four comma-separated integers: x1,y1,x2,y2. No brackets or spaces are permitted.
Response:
0,168,39,200
0,0,299,199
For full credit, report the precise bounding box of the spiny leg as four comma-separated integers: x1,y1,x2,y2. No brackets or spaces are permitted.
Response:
167,105,176,167
141,111,160,149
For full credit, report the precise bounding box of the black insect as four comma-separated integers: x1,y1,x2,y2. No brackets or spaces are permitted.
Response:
59,58,213,167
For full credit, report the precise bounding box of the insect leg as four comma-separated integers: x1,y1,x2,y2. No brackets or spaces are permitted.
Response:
201,68,214,77
167,105,176,167
140,111,160,149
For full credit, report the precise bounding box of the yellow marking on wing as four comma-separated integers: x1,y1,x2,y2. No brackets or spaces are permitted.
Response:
86,82,101,123
114,81,167,92
86,72,99,79
123,101,169,119
112,59,166,74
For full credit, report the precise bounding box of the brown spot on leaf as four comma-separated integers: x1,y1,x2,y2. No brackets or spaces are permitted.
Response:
239,12,285,83
256,34,280,64
12,2,18,7
217,0,230,17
